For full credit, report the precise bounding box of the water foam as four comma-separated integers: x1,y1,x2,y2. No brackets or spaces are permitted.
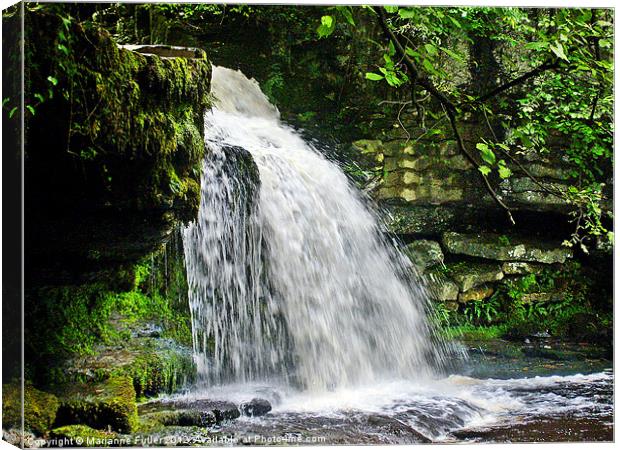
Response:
183,66,449,389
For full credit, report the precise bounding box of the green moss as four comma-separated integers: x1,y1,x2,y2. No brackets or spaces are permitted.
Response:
110,343,196,399
2,382,60,435
25,7,211,221
50,425,119,447
27,283,122,360
55,375,138,434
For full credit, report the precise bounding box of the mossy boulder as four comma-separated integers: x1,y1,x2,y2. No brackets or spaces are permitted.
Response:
2,382,60,435
458,286,494,303
25,7,212,281
138,399,240,427
60,337,196,399
442,232,572,264
49,425,120,447
54,376,138,433
405,240,444,271
449,262,504,292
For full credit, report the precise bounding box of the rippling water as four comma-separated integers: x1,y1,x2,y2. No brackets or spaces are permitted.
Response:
177,66,613,444
162,368,611,443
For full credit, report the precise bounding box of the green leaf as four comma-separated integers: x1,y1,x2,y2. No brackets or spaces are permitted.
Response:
440,47,464,62
388,40,396,56
550,41,569,61
424,43,438,56
57,44,69,56
498,163,512,179
317,15,335,38
60,16,71,30
34,93,45,102
8,106,17,118
476,143,496,165
478,165,492,176
405,46,419,58
337,6,355,26
26,105,35,116
47,76,58,86
422,58,435,73
365,72,384,81
398,8,417,19
384,6,399,14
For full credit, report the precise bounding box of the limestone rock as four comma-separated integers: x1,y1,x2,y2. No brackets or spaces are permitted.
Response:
61,336,196,398
2,382,60,435
427,276,459,301
352,139,383,155
55,376,138,433
405,240,444,270
458,286,494,303
449,262,504,292
442,232,572,264
139,399,240,426
501,262,542,275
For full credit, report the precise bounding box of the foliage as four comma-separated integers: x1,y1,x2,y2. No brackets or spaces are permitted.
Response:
462,295,501,325
322,6,613,249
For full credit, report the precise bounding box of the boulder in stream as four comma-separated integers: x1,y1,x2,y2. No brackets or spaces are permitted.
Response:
240,398,272,417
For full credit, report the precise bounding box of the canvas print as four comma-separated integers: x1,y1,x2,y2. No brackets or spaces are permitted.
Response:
1,1,614,446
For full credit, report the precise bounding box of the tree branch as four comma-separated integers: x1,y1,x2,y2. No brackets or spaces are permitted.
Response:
475,60,560,103
374,6,515,225
375,7,456,114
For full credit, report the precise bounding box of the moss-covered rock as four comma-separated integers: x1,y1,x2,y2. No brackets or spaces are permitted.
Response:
54,376,138,433
49,425,120,447
458,286,494,303
25,7,211,281
449,262,504,292
138,399,240,428
442,232,573,264
2,382,60,435
59,337,196,399
405,240,444,270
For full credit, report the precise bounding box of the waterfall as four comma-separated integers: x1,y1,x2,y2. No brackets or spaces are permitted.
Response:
183,66,448,391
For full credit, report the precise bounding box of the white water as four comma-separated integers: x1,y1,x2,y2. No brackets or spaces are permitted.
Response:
165,371,612,441
183,66,447,390
177,67,612,442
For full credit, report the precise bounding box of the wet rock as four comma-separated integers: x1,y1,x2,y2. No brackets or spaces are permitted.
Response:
240,398,272,417
119,44,206,59
49,425,119,447
61,337,196,398
365,415,432,443
405,240,444,271
428,276,459,301
449,262,504,292
442,232,572,264
141,409,219,427
458,286,494,303
54,375,138,433
2,382,60,435
501,262,542,275
500,177,570,211
131,323,163,338
139,399,240,426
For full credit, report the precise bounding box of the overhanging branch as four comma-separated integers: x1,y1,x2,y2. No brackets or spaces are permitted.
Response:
373,6,515,225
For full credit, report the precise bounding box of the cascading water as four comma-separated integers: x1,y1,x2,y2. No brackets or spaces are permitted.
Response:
174,67,612,443
183,66,448,390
